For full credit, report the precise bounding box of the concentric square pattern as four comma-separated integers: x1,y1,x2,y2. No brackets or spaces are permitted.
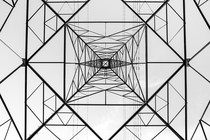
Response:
0,0,210,140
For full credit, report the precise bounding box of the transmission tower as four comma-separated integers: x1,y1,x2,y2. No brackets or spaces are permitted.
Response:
0,0,210,140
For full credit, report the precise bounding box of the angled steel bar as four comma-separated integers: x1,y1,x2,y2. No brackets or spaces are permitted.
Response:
193,0,210,30
27,104,65,139
110,25,145,59
201,101,210,120
0,39,22,59
0,95,23,140
121,0,184,62
67,68,101,101
27,64,102,140
190,65,210,84
0,0,19,32
109,63,184,139
190,41,210,61
200,120,208,140
28,0,91,62
0,64,22,84
111,69,145,102
190,101,210,140
67,25,102,59
146,0,170,23
147,104,184,140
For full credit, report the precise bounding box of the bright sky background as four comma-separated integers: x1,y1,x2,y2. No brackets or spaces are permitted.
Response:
0,0,210,139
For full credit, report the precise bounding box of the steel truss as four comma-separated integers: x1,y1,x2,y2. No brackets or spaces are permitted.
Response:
0,0,210,140
191,101,210,140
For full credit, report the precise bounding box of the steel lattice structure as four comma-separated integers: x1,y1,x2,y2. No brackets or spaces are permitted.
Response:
191,100,210,140
0,0,210,139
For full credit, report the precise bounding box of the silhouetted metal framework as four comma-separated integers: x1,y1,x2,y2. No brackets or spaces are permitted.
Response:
0,0,210,139
191,101,210,140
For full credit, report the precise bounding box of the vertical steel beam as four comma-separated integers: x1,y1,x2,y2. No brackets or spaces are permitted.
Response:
64,25,66,100
145,25,148,101
24,0,29,139
183,0,188,139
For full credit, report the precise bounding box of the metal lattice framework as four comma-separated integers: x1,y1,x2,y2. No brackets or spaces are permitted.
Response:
191,101,210,140
0,0,210,139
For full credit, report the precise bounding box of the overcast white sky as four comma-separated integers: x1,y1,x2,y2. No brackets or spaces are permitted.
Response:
0,0,210,139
